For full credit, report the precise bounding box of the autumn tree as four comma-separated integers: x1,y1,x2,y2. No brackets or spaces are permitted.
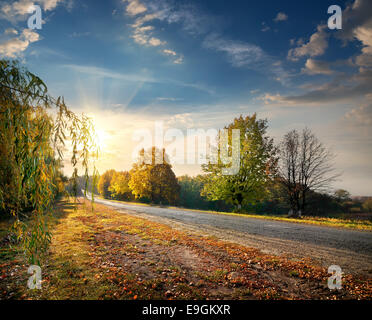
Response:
109,171,133,201
129,147,180,205
202,115,278,212
98,169,116,198
278,128,338,217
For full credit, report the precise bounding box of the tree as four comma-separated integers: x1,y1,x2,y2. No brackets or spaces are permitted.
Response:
0,60,98,264
109,171,133,201
129,147,180,205
202,114,278,211
362,199,372,213
278,128,338,217
98,169,116,198
334,189,351,202
178,174,232,211
178,175,206,209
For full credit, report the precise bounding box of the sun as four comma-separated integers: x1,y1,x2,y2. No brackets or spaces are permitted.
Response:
95,129,108,151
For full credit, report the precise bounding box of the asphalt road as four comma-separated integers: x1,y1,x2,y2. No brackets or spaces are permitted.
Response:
91,196,372,257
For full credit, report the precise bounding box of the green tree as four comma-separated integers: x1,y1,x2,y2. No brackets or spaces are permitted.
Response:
98,169,116,198
202,115,278,212
178,174,232,211
129,147,180,205
178,175,206,209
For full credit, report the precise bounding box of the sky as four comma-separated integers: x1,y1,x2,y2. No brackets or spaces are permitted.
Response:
0,0,371,196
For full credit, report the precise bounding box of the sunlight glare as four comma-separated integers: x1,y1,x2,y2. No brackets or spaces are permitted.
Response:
95,129,108,151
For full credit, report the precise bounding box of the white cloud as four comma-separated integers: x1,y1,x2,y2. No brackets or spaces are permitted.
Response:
4,28,18,35
287,0,371,68
353,26,372,67
268,0,372,109
163,49,177,56
262,67,372,107
40,0,61,11
1,0,64,20
173,55,183,64
288,25,329,61
125,2,162,48
124,0,147,16
121,0,218,64
335,0,372,68
274,12,288,22
302,59,334,75
202,33,289,83
1,0,34,17
203,34,265,67
132,12,159,28
22,28,40,42
148,37,165,46
0,28,39,58
162,49,183,64
345,99,372,126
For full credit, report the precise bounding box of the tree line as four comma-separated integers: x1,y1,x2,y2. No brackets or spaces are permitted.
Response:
96,114,371,217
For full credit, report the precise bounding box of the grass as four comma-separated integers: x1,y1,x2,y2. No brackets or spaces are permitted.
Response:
95,195,372,231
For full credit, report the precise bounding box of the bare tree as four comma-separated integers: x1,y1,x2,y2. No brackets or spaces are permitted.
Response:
278,128,339,217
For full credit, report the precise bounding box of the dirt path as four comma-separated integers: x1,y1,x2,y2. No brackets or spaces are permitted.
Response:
91,197,372,277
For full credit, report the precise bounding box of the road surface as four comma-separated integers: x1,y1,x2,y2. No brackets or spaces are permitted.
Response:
88,195,372,276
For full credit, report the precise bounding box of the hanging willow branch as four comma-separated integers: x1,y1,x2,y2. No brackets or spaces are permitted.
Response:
0,60,99,265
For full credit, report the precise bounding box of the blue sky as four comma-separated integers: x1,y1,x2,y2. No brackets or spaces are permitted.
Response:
1,0,371,195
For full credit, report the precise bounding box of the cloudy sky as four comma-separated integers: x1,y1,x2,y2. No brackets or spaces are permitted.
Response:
0,0,371,195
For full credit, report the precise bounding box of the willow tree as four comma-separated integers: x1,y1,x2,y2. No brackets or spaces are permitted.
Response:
0,60,98,264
